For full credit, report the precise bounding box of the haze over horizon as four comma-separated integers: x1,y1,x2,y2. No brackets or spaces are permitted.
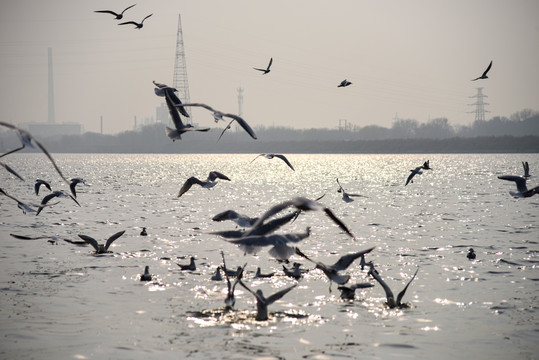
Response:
1,0,538,134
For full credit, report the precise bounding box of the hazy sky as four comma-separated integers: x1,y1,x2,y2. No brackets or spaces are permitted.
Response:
1,0,538,134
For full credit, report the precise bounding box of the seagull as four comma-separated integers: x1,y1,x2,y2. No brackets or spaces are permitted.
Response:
253,57,273,74
282,262,305,280
9,233,70,245
177,171,231,197
78,230,126,254
220,251,245,310
405,160,432,186
336,178,363,203
210,266,223,281
251,154,295,171
1,161,24,181
140,227,148,236
224,228,311,261
177,256,196,271
36,190,80,216
255,267,275,278
0,121,70,186
94,4,136,20
35,180,51,195
368,263,418,309
337,282,374,300
179,103,257,140
0,187,58,214
295,246,375,290
153,81,190,117
338,79,352,87
163,90,209,141
471,60,492,81
209,211,299,239
118,14,152,29
467,248,476,260
522,161,531,178
238,280,297,321
140,266,153,281
248,197,354,238
69,178,87,198
497,175,539,198
212,210,258,228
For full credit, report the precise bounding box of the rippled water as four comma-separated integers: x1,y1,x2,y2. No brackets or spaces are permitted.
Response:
1,153,538,359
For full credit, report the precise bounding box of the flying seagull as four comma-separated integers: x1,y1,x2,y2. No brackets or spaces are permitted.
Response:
471,60,492,81
36,190,80,216
405,160,431,186
35,179,51,195
368,263,418,309
336,178,363,203
78,230,126,254
522,161,531,178
295,246,375,291
69,177,87,198
163,90,209,141
153,81,190,117
94,4,136,19
209,211,299,240
238,280,298,321
253,57,273,74
178,102,257,140
212,209,258,228
0,187,58,214
497,175,539,198
1,161,24,181
251,154,295,171
0,121,70,186
119,14,152,29
224,227,311,261
338,79,352,87
248,197,354,238
9,233,70,245
177,171,231,197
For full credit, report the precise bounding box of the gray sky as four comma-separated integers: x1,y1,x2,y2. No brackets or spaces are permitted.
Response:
1,0,538,134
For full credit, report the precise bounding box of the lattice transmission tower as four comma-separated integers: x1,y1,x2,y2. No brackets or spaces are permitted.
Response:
173,14,192,122
468,87,490,122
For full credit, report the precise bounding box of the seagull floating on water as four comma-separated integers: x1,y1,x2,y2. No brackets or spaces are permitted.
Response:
338,79,352,87
177,256,196,271
179,103,257,140
295,246,375,291
211,266,223,281
119,14,152,29
471,60,492,81
36,190,80,216
253,57,273,75
238,280,298,321
255,267,275,278
35,180,51,195
140,266,153,281
405,160,431,186
251,154,295,171
336,178,363,203
78,230,126,254
282,262,306,280
178,171,231,197
94,4,136,19
368,263,418,309
467,248,476,260
497,175,539,198
522,161,531,178
140,227,148,236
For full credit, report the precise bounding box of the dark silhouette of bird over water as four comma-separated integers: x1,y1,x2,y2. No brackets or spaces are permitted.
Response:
472,60,492,81
78,230,126,254
94,4,136,20
140,227,148,236
405,160,432,186
498,175,539,198
140,266,152,281
253,57,273,74
467,248,476,260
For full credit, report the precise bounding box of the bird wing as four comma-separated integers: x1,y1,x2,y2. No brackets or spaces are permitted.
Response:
405,168,419,186
368,264,395,306
264,283,297,306
78,235,99,252
274,154,295,171
482,60,492,77
165,89,190,117
141,13,153,23
121,4,136,14
267,57,273,70
208,171,230,181
498,175,528,193
222,113,257,140
212,210,239,222
180,102,215,112
105,230,126,250
331,247,375,271
396,267,419,306
217,119,234,142
253,67,266,72
294,247,326,269
178,177,205,197
94,10,120,16
10,234,48,240
323,207,354,238
40,192,58,206
244,211,298,237
1,161,24,181
118,21,139,26
165,91,187,130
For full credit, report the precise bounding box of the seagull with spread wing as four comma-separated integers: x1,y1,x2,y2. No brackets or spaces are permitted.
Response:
368,263,418,309
471,60,492,81
251,153,295,171
177,171,230,197
119,13,152,29
253,57,273,74
78,230,126,254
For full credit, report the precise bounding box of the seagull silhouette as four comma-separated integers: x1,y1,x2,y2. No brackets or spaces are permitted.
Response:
253,57,273,74
69,177,87,198
471,60,492,81
497,175,539,198
212,210,258,228
220,251,246,310
78,230,126,254
94,4,136,20
238,280,298,321
119,14,152,29
0,188,57,214
177,256,196,271
153,81,190,117
163,90,209,141
337,282,374,300
522,161,531,178
35,179,51,195
140,266,153,281
338,79,352,87
36,190,80,216
251,154,295,171
368,263,418,309
9,233,70,245
466,248,476,260
177,171,231,197
405,160,432,186
336,178,363,203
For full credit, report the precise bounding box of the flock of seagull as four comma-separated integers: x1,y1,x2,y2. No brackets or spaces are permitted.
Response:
1,9,538,323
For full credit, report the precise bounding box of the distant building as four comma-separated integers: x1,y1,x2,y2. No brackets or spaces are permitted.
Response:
156,102,169,124
26,122,84,137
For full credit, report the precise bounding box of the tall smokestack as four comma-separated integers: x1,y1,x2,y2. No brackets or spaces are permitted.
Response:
48,47,55,124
